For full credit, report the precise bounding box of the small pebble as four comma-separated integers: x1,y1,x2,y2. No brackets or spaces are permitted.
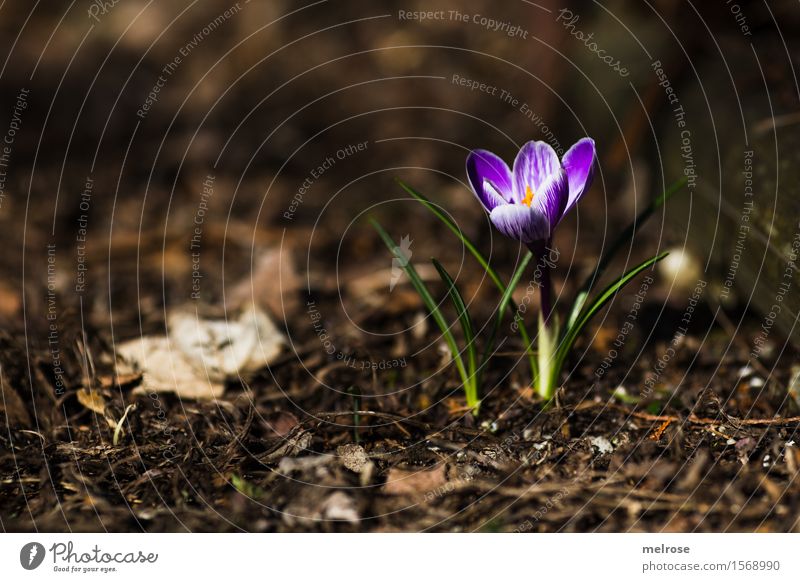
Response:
480,420,499,433
589,436,614,455
337,444,369,473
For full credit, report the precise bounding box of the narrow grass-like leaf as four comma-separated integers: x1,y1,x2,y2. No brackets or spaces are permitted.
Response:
371,219,470,388
565,179,684,336
398,179,537,375
565,290,588,332
432,259,479,409
556,252,668,377
398,179,501,288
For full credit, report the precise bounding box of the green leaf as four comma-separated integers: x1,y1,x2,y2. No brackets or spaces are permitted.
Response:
611,386,640,405
536,312,560,401
398,179,502,288
556,252,669,378
565,290,588,333
370,219,470,389
578,178,685,295
398,179,537,376
432,259,479,409
231,474,265,498
553,178,683,401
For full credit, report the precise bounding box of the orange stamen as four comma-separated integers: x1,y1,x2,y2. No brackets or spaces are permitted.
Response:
522,185,534,207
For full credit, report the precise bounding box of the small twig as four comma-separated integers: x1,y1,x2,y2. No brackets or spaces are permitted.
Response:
224,389,256,460
347,385,362,443
312,410,431,432
630,410,800,427
610,402,800,427
648,419,672,441
310,410,490,437
564,401,800,428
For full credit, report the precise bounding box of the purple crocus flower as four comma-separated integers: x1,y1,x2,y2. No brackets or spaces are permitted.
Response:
466,138,595,245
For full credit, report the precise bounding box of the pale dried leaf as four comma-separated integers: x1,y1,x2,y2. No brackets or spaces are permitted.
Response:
116,305,284,399
321,491,359,524
118,336,225,400
76,388,107,415
0,281,21,317
227,247,301,317
169,306,284,382
98,372,142,390
264,411,300,437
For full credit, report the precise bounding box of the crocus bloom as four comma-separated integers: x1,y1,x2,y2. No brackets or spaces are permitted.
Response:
466,138,595,245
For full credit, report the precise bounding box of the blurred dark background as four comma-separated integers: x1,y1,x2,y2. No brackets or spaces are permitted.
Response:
0,0,798,343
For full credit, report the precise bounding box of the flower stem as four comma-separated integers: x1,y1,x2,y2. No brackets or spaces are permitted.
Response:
529,241,554,327
539,260,553,326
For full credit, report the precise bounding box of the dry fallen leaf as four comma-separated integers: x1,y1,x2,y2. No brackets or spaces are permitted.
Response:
591,325,616,352
116,305,284,399
227,247,301,317
118,335,225,399
76,388,107,415
0,281,21,317
169,306,284,382
282,486,359,526
97,371,142,390
321,491,360,524
383,465,447,496
516,385,537,402
445,397,474,417
264,411,300,437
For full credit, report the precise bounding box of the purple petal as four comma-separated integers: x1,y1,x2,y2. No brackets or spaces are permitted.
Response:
531,168,569,229
561,137,595,215
466,149,514,211
489,204,550,244
512,141,561,202
481,180,509,211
